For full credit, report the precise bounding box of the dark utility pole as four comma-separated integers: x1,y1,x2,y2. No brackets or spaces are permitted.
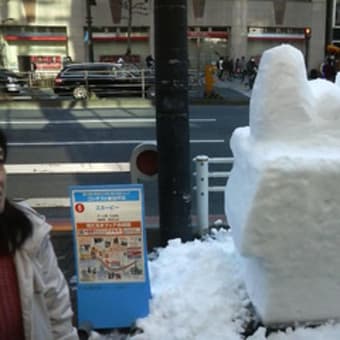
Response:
86,0,95,62
154,0,192,245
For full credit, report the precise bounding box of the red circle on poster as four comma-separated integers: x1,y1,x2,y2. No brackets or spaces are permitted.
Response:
75,203,85,213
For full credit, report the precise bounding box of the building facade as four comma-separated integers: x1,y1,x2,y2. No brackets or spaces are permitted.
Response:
0,0,327,72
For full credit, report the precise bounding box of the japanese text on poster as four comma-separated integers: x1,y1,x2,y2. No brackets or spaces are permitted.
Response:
72,188,145,283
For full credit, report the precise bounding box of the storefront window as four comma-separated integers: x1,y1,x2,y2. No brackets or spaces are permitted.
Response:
335,0,340,27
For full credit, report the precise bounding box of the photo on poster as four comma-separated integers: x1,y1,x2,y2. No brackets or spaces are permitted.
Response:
71,186,146,283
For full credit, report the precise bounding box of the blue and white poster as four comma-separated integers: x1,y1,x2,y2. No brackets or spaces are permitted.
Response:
70,184,151,329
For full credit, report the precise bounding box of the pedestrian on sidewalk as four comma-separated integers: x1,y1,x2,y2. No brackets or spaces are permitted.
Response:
217,56,224,80
145,54,155,68
234,58,240,78
0,129,79,340
239,56,247,82
322,55,337,82
227,58,234,81
246,57,258,89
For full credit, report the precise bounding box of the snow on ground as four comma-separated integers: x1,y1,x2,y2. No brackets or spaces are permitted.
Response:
91,229,340,340
131,229,250,340
132,229,340,340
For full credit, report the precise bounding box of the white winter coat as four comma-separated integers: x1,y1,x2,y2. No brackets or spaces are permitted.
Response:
13,203,79,340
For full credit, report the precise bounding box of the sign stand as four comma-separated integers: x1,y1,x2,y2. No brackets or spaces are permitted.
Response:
70,184,151,329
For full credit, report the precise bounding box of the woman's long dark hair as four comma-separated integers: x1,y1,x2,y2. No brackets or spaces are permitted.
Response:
0,200,33,253
0,130,33,253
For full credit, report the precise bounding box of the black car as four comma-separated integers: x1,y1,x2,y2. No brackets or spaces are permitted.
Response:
0,68,26,94
53,62,154,99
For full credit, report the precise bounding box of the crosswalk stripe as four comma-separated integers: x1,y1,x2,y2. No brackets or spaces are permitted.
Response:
8,139,224,146
0,118,215,125
6,162,130,174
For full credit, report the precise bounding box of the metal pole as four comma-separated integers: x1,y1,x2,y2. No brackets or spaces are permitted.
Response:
141,69,145,98
195,156,209,234
86,0,94,62
305,37,310,71
154,0,193,245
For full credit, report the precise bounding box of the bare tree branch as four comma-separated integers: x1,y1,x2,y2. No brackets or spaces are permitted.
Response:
120,0,148,55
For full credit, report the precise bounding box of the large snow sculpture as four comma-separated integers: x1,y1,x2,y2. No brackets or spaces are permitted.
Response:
225,44,340,325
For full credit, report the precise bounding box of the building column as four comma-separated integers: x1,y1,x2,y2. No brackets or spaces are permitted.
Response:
230,0,248,59
148,0,155,58
310,0,327,69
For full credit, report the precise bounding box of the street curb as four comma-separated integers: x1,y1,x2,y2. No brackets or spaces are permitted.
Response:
0,83,250,109
191,98,249,106
0,98,154,110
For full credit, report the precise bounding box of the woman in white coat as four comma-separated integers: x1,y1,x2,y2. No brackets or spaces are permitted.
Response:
0,129,79,340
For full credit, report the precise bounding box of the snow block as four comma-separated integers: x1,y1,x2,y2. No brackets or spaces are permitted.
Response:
225,44,340,324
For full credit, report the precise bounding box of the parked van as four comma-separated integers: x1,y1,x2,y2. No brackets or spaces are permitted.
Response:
53,62,154,99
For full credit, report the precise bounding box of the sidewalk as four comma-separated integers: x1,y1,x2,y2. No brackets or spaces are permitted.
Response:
0,89,154,110
0,78,252,109
213,77,252,99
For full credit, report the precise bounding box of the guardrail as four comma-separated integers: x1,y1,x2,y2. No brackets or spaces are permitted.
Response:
8,154,231,233
10,68,202,97
8,162,130,208
17,68,154,98
193,155,234,233
17,70,58,89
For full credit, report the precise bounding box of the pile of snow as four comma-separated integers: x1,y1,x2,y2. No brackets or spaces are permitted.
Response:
91,229,340,339
131,229,250,340
225,44,340,324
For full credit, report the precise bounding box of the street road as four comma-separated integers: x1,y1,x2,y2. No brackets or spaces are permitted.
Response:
1,104,249,224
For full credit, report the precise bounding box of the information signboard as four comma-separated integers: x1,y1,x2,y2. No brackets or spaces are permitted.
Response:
70,184,151,329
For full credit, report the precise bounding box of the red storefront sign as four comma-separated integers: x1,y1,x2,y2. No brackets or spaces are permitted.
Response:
30,55,62,70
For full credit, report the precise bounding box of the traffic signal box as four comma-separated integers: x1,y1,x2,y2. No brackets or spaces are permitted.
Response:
130,143,158,183
304,27,311,39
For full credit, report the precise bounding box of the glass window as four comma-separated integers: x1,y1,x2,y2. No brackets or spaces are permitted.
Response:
335,0,340,27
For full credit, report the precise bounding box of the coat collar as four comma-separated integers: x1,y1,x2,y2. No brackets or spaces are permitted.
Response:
15,202,51,256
